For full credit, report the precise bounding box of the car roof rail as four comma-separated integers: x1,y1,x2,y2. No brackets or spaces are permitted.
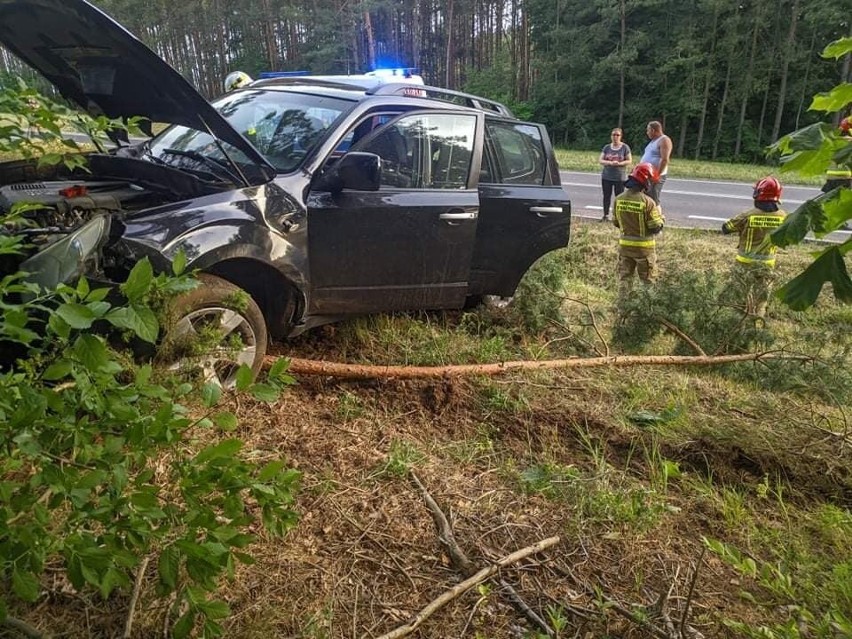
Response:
366,83,515,118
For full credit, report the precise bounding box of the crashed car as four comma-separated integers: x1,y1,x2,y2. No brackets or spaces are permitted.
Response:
0,0,571,385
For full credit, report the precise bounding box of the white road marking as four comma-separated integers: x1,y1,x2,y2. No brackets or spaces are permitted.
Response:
561,181,805,205
560,171,818,193
584,205,603,210
689,215,727,222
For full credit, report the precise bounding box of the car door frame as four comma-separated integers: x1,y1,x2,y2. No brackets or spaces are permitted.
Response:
469,117,571,298
305,108,485,315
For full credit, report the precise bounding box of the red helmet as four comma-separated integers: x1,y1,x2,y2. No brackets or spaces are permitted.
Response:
629,162,660,189
753,177,782,202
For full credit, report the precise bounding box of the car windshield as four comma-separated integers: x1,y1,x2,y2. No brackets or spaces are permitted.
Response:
147,90,352,174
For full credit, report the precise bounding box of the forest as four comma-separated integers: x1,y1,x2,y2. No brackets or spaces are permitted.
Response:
0,0,850,162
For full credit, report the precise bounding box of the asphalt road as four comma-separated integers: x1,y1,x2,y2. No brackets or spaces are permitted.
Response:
560,170,851,242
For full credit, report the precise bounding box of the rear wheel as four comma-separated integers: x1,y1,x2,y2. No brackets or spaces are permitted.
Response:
159,274,268,388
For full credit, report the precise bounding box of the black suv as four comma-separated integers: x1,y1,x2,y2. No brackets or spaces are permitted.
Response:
0,0,571,384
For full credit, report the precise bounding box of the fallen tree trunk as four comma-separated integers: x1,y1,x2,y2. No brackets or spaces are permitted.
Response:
265,352,809,380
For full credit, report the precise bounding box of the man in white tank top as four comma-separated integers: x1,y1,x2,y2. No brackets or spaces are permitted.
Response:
639,121,672,204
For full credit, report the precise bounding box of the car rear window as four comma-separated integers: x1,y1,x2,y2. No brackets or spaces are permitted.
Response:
484,120,547,185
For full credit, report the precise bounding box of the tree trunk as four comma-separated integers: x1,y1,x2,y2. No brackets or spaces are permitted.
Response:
445,0,454,87
364,7,376,70
694,8,719,160
618,0,626,128
794,27,816,129
770,0,799,143
712,55,733,160
734,8,761,159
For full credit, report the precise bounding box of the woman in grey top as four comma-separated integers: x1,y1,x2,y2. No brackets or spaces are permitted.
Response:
599,128,632,221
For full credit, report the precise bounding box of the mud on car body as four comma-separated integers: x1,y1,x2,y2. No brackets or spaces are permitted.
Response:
0,0,571,384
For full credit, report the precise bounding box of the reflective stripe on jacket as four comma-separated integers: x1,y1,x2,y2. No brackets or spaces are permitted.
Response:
723,208,787,266
614,190,664,248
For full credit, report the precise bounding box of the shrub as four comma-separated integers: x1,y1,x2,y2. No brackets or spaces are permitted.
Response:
0,226,299,638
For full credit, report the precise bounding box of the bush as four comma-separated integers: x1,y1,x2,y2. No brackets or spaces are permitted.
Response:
0,228,299,636
611,269,775,355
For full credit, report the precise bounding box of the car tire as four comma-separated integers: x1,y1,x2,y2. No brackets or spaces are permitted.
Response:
159,274,268,388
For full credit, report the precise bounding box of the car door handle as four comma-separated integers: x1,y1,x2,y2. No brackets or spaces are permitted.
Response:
439,211,478,223
530,206,564,217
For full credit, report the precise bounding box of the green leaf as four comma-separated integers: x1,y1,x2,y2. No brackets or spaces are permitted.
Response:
819,188,852,233
172,611,196,639
778,146,834,176
73,334,111,371
249,383,279,402
771,199,820,247
43,359,73,380
120,258,154,302
776,245,852,310
213,412,238,431
769,123,831,158
172,249,187,276
106,305,159,343
136,364,153,385
822,37,852,60
195,439,243,464
202,382,222,408
234,365,254,391
268,357,291,381
76,276,90,298
258,460,286,482
47,313,71,339
200,599,231,619
809,83,852,113
86,287,112,303
158,545,179,590
56,303,96,329
12,568,40,602
99,568,126,599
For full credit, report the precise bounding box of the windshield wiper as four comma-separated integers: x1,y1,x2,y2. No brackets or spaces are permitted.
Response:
161,148,243,184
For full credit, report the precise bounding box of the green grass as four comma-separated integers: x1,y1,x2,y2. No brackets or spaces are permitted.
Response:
554,147,823,185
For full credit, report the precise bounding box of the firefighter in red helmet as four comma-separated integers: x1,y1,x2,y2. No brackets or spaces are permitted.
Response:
721,177,787,317
612,162,665,298
822,116,852,194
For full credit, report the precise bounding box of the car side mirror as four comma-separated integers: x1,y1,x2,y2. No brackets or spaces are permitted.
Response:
314,152,381,193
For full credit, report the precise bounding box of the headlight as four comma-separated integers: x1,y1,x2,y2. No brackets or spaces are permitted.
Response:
21,215,111,290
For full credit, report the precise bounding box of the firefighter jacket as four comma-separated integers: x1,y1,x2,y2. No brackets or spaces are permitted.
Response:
722,208,787,267
613,189,664,252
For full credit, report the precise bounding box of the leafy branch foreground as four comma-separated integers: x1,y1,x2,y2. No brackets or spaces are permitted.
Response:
0,254,300,638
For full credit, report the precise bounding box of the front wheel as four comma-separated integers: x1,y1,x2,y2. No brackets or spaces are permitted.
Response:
159,274,268,388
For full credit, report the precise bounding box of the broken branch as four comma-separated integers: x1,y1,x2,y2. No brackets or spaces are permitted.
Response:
375,536,560,639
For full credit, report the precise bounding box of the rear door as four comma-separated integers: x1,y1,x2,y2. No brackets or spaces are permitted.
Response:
470,118,571,297
307,109,483,314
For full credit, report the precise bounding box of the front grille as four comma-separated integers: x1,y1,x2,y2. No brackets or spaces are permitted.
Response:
10,183,46,191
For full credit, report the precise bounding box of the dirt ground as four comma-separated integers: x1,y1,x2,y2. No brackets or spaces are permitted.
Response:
9,356,851,638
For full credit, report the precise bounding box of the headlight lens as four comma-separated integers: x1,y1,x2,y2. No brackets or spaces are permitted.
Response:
21,215,110,289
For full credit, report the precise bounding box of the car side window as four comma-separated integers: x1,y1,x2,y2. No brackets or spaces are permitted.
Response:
354,113,476,189
483,120,546,185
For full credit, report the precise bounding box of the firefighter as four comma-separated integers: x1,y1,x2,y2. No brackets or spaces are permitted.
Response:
223,71,252,93
612,162,665,298
822,116,852,194
721,177,787,317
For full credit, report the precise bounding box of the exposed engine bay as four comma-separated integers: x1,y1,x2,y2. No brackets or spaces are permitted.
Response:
0,179,149,233
0,151,231,255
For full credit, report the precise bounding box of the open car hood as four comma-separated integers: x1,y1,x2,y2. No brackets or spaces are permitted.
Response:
0,0,274,176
